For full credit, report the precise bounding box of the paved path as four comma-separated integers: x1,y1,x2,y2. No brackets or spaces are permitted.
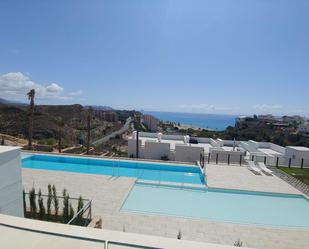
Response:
22,168,309,249
92,117,132,145
270,167,309,197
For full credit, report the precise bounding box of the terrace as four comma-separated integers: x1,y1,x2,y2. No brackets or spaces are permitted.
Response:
20,152,309,249
1,146,309,249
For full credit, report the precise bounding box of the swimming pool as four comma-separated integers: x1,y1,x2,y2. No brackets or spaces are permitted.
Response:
22,154,205,185
121,183,309,228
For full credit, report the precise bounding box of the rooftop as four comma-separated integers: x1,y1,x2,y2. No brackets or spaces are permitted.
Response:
287,146,309,151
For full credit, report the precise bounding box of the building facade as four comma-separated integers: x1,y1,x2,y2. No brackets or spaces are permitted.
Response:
142,115,159,132
0,146,24,217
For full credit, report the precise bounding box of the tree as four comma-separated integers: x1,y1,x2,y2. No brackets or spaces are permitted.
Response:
38,189,45,220
29,187,37,217
76,196,84,225
27,89,35,150
62,189,69,223
57,117,65,153
86,107,93,154
68,203,74,223
23,189,26,215
1,136,4,145
52,185,59,217
47,184,52,219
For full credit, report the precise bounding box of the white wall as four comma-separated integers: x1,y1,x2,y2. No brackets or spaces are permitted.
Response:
0,146,23,217
285,147,309,168
144,141,171,160
175,145,204,163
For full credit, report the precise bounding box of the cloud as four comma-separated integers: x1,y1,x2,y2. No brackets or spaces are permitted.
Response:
0,72,82,101
253,104,283,113
175,103,240,114
68,90,83,96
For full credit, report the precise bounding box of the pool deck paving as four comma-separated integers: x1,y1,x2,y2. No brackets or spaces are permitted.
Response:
22,168,309,249
206,164,303,195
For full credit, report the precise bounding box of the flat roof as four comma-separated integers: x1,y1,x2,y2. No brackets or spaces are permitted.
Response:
0,145,21,154
140,137,213,152
257,148,283,156
287,146,309,151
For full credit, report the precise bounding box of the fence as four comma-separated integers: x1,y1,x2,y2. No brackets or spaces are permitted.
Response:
202,152,309,169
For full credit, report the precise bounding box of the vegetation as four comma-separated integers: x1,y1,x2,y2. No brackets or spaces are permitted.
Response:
160,155,169,161
234,239,243,247
76,196,84,225
47,184,52,218
62,189,70,223
279,167,309,185
52,185,59,217
57,117,65,153
28,187,37,217
38,189,45,220
167,118,309,147
23,185,90,226
86,107,93,154
27,89,35,149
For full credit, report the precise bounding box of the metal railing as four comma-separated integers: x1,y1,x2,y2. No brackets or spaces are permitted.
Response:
67,199,92,225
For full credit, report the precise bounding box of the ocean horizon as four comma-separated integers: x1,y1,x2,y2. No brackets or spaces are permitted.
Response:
143,111,237,131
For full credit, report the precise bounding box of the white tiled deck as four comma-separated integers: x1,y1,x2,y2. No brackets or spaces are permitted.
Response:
206,164,302,195
22,168,309,249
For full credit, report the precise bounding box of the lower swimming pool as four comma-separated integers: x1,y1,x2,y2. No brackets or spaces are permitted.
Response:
21,154,205,185
121,183,309,228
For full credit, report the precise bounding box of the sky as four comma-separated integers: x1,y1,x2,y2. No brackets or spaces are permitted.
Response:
0,0,308,116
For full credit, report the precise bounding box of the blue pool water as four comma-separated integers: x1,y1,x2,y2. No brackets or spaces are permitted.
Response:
121,183,309,228
22,154,204,185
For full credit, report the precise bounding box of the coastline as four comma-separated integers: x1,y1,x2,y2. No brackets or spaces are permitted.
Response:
143,111,236,131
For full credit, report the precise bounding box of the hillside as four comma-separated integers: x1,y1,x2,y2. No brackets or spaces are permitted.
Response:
0,103,119,147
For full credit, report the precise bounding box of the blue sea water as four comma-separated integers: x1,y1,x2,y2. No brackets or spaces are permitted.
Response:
143,111,237,131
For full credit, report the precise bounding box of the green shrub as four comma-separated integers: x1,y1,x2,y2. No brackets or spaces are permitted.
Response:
47,184,52,219
52,185,59,217
38,189,45,220
29,188,37,217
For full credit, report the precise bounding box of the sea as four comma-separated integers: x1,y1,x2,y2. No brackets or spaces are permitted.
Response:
142,111,237,131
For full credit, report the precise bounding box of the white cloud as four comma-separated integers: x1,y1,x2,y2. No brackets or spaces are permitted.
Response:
0,72,82,101
68,90,83,96
253,104,283,113
174,103,240,114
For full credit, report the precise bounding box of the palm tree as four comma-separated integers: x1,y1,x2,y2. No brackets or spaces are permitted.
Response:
86,107,93,154
27,89,35,150
57,117,65,153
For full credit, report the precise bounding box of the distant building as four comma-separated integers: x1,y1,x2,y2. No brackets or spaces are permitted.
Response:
142,115,159,132
257,114,282,122
299,122,309,134
283,115,305,125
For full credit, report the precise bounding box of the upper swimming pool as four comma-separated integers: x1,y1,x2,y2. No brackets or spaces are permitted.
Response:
21,154,205,185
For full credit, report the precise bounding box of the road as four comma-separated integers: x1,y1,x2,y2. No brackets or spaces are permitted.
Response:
92,117,132,145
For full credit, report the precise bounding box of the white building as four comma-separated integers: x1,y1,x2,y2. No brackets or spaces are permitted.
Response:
285,146,309,167
0,146,24,217
299,123,309,134
128,132,245,163
128,132,309,167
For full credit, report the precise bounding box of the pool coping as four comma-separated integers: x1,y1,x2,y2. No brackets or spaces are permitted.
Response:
120,182,309,231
